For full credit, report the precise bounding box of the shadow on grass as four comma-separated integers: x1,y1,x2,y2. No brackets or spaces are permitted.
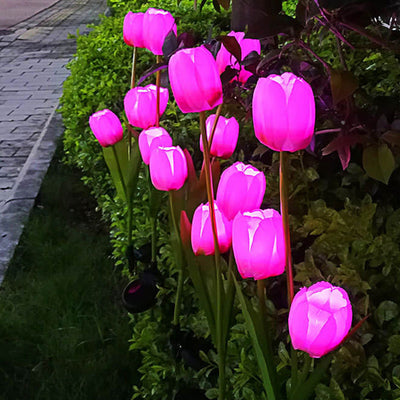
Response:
0,151,139,400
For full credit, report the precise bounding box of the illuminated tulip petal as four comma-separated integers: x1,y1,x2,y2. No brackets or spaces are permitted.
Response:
169,46,223,114
191,202,232,256
216,162,266,220
232,209,285,280
89,109,123,147
139,127,173,165
149,146,188,191
123,12,145,48
289,282,353,358
124,84,169,129
253,72,315,152
142,8,176,56
199,114,239,159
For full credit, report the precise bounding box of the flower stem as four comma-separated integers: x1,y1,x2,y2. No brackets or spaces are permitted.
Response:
280,151,294,306
151,217,157,262
200,110,225,400
130,46,137,89
156,55,162,127
169,192,184,326
112,146,130,245
208,103,223,149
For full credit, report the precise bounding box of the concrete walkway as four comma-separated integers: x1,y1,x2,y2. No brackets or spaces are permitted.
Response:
0,0,60,29
0,0,108,283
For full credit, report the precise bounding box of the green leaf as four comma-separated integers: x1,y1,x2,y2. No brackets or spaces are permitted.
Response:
375,300,399,326
362,143,395,185
103,136,142,202
330,70,359,106
186,254,217,345
388,335,400,356
232,274,278,400
205,388,219,399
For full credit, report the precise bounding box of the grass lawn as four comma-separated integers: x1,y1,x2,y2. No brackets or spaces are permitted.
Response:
0,148,139,400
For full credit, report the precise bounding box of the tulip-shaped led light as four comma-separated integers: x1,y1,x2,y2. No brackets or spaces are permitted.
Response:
253,72,315,152
89,109,123,147
142,8,176,56
191,202,232,256
216,31,260,83
232,209,285,280
123,12,145,48
149,146,188,191
199,114,239,159
139,127,173,165
216,162,266,220
124,84,169,129
288,281,353,358
168,46,223,114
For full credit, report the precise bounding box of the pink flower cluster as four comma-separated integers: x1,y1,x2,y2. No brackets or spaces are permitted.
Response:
88,7,353,360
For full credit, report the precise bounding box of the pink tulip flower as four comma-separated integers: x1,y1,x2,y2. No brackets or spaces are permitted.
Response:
253,72,315,152
191,201,232,256
216,31,261,83
216,162,266,220
139,127,173,165
199,114,239,159
168,46,223,114
89,109,123,147
124,84,169,129
232,209,285,280
123,12,145,48
149,146,188,191
289,281,353,358
142,8,176,56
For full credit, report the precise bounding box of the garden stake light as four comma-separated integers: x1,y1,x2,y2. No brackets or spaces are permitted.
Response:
169,45,229,400
253,71,316,305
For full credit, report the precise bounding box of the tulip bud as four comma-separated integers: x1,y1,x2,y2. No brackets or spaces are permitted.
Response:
191,202,232,256
289,281,353,358
216,162,266,220
199,114,239,159
149,146,188,191
142,8,176,56
124,84,169,129
216,31,260,83
168,46,223,114
123,12,145,48
139,127,173,165
253,72,315,152
89,109,123,147
232,209,285,280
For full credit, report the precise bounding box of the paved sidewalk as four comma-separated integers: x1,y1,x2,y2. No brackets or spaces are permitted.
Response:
0,0,60,29
0,0,108,283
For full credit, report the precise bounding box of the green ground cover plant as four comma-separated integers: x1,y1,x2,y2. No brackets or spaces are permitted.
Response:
0,149,139,400
59,0,400,398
